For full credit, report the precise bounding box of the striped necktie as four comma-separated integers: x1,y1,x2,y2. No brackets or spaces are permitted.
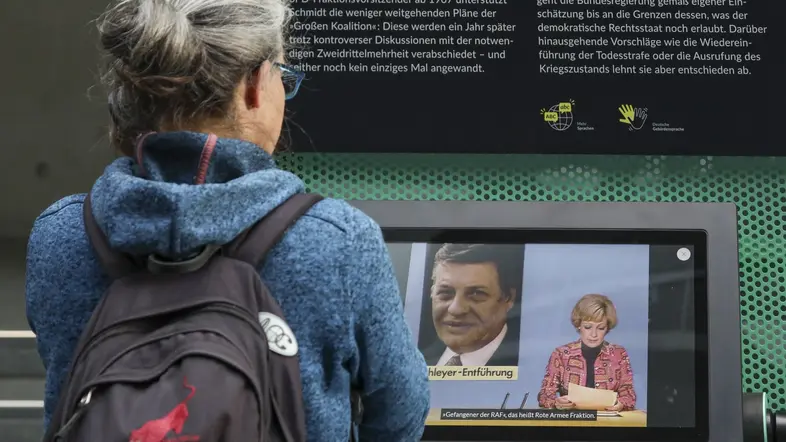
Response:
445,355,463,366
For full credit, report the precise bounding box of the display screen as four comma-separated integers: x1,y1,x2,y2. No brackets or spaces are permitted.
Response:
384,229,708,441
285,1,783,156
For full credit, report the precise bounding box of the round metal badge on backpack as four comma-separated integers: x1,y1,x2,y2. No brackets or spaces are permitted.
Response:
258,312,299,357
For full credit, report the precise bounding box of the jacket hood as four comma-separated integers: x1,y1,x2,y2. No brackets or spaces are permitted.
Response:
90,131,304,258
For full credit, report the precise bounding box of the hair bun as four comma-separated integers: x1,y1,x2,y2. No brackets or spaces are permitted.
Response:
99,0,202,97
97,0,292,156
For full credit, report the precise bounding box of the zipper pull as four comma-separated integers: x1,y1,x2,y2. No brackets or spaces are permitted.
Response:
78,389,93,407
54,389,94,441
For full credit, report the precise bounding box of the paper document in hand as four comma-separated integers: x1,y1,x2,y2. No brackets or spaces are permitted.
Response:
567,383,618,410
596,411,622,417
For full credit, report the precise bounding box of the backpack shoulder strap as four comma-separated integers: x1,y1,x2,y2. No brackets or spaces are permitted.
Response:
224,193,323,267
83,193,139,279
225,192,366,440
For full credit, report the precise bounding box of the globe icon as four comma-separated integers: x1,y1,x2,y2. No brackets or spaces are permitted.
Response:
546,104,573,131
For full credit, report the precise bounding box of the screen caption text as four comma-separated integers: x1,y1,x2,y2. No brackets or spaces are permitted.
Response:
440,408,598,421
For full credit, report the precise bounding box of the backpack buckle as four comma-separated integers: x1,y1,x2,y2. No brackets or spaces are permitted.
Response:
147,244,221,275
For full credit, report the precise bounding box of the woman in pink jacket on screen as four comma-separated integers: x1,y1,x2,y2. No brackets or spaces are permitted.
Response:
537,294,637,411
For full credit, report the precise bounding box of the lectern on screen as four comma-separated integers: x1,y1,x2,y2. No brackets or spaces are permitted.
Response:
351,201,741,442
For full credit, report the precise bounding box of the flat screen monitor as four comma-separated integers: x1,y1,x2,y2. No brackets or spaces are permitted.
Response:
350,201,741,442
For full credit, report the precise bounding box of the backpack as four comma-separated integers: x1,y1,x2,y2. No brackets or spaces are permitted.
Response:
43,192,361,442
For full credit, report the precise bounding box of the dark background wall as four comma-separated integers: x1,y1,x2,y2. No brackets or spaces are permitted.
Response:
0,0,114,239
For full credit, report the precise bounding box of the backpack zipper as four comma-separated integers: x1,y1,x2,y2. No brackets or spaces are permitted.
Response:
68,302,260,382
53,389,94,441
205,303,265,333
55,304,264,436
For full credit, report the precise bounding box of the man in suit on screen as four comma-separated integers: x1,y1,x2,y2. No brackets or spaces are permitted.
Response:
422,243,521,367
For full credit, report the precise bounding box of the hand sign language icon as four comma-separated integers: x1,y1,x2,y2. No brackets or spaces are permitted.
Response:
618,104,635,124
618,104,648,131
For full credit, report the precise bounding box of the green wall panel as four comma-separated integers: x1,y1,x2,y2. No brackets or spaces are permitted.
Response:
278,153,786,411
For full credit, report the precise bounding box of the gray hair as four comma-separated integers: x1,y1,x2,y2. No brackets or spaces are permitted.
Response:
97,0,293,155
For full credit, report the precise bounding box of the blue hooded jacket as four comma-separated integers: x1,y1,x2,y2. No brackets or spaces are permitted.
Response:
25,131,429,441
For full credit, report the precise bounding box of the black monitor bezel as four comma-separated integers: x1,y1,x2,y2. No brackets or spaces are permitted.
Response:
383,228,708,442
349,200,742,442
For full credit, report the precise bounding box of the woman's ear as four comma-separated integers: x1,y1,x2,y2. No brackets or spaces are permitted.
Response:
245,61,273,109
